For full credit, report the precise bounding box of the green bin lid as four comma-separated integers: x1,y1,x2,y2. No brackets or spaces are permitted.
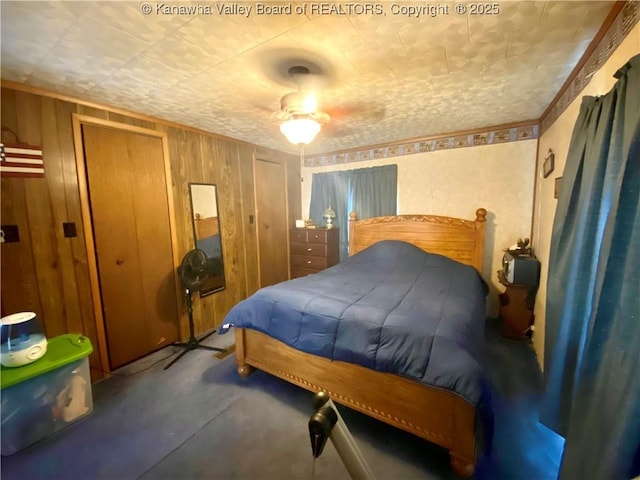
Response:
1,333,93,390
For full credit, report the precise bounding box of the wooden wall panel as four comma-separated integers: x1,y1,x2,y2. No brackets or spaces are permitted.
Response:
0,179,42,317
287,155,302,228
16,92,68,337
77,104,108,120
0,85,301,378
106,112,157,131
238,144,260,296
199,136,243,320
54,100,98,344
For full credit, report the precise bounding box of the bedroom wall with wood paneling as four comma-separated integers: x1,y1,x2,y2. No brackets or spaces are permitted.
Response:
0,86,299,378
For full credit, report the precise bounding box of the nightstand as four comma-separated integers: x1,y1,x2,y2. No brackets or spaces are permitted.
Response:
498,270,538,339
290,228,340,279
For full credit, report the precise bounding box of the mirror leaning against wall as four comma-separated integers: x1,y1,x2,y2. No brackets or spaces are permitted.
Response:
189,183,225,296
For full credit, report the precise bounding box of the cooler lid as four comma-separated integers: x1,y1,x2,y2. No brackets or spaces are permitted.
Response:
1,334,93,389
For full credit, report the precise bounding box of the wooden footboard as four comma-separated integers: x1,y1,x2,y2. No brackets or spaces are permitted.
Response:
235,327,477,478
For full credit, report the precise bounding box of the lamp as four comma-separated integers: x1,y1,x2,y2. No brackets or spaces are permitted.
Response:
323,206,336,228
280,117,321,145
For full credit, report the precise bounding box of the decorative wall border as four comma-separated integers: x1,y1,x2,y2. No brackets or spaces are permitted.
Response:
306,2,639,168
540,1,639,133
305,124,538,167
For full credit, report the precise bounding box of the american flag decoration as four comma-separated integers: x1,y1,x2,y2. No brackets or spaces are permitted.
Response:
0,143,45,178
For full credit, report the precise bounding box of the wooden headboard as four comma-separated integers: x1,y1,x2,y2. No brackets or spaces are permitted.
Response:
348,208,487,272
194,214,219,240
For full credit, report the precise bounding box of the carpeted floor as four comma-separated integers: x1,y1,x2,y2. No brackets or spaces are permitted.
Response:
1,320,563,479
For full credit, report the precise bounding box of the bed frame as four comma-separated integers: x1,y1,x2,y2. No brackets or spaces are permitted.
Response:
234,208,487,478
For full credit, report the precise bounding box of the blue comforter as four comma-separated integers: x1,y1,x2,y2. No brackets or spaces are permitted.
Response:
225,240,489,405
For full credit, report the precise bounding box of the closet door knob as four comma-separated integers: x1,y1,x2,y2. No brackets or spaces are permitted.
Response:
116,258,124,266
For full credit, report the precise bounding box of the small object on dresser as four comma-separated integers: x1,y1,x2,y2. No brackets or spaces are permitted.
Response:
323,206,336,228
295,219,305,228
502,250,540,287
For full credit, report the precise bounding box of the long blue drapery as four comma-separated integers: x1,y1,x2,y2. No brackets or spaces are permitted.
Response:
541,55,640,479
309,170,350,257
309,165,397,259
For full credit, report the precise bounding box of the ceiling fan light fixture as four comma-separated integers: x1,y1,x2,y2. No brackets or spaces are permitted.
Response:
302,94,317,113
280,117,321,145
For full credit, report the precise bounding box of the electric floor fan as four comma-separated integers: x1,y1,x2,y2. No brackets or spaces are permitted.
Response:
164,249,226,370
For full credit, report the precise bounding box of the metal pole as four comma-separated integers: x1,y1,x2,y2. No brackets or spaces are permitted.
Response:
309,392,376,480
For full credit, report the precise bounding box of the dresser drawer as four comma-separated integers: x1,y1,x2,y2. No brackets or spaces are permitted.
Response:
307,230,328,243
290,242,327,257
291,254,328,270
291,230,308,242
290,267,319,279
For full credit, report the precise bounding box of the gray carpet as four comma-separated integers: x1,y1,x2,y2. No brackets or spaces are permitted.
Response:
1,321,563,479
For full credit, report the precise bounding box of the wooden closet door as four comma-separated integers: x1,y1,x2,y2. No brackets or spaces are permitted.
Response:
254,158,289,287
82,124,178,369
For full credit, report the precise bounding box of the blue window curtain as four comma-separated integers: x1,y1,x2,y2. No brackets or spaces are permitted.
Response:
309,171,350,256
349,165,398,219
309,165,397,260
541,54,640,480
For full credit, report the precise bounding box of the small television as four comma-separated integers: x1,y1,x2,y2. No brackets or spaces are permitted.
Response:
502,251,540,287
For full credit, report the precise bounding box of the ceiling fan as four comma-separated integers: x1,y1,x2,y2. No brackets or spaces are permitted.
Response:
272,66,330,145
258,50,386,145
273,66,329,121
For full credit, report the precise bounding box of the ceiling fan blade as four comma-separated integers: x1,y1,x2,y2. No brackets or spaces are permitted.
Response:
321,120,356,139
271,110,291,122
311,111,330,123
325,101,386,122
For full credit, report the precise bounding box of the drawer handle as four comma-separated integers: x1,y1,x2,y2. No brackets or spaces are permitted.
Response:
314,235,319,239
307,260,312,264
307,248,312,251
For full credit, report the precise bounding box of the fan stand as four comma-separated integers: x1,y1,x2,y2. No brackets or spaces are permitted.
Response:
164,286,226,370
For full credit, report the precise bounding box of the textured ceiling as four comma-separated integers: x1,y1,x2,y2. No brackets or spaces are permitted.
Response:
0,1,615,155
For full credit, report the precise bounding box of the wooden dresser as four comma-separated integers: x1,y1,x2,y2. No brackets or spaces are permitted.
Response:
290,228,340,279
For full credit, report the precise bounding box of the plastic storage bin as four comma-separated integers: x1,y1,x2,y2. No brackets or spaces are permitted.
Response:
1,333,93,455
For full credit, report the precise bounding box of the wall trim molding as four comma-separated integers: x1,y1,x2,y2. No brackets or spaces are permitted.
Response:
540,1,639,133
305,122,538,167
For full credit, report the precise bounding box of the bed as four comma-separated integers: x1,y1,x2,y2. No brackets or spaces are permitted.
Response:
229,208,489,478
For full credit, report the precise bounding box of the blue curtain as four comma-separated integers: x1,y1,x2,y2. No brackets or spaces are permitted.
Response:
541,55,640,479
349,165,398,219
309,165,397,259
309,171,349,256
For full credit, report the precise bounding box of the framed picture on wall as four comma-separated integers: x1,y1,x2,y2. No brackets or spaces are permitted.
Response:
543,150,555,178
554,177,562,199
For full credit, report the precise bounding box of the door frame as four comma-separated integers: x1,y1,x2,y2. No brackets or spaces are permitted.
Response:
72,114,182,373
